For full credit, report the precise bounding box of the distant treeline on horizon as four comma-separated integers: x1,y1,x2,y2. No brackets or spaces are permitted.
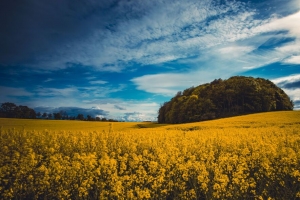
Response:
0,102,119,122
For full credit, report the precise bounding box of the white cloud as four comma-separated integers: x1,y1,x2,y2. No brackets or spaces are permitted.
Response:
0,85,158,121
118,112,158,122
231,11,300,69
131,68,233,96
131,73,197,96
283,55,300,64
276,40,300,55
84,99,160,121
89,80,107,84
271,74,300,108
3,0,300,74
282,88,300,101
130,8,300,96
218,45,255,58
272,74,300,85
35,87,78,97
262,11,300,36
26,0,264,71
119,101,159,121
0,86,33,105
2,84,126,109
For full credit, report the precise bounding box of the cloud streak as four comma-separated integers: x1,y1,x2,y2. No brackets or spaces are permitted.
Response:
131,10,300,97
0,86,33,97
89,80,108,85
272,74,300,90
2,0,300,72
0,0,268,70
283,55,300,65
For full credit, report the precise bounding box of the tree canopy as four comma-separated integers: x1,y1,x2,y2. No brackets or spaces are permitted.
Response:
0,102,36,119
158,76,294,124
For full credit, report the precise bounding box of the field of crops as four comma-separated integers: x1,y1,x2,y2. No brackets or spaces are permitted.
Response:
1,111,300,199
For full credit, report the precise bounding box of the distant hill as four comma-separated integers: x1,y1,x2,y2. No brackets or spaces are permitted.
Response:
158,76,294,124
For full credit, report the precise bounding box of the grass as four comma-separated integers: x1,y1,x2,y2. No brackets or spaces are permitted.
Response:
168,111,300,130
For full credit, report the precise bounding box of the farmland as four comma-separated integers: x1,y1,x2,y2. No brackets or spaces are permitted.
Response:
1,111,300,199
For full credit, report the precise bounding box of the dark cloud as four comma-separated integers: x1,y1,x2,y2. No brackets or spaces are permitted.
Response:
34,106,108,117
0,0,120,66
275,78,300,90
120,112,144,121
293,100,300,110
281,81,300,89
114,105,126,110
124,112,140,116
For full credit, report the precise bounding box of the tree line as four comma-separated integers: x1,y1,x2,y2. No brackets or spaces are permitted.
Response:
0,102,118,122
158,76,294,124
0,102,36,119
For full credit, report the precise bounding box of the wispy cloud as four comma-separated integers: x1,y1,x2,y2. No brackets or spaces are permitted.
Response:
33,84,126,101
44,78,54,82
35,87,78,97
116,101,159,121
0,84,158,120
282,88,300,102
272,74,300,107
131,10,300,96
95,0,265,68
2,0,299,73
218,46,256,58
89,80,107,84
114,105,126,110
272,74,300,88
0,0,265,71
272,74,300,83
294,100,300,109
85,99,159,121
283,55,300,65
0,86,33,97
131,73,201,96
120,112,148,122
0,86,35,107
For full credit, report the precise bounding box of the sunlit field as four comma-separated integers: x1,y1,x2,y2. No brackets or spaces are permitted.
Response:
0,118,150,132
1,111,300,199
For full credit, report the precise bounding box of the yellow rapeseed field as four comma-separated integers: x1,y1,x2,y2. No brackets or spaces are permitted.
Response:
0,111,300,199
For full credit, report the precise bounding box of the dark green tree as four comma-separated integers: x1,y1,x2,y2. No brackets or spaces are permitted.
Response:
158,76,293,124
53,113,62,120
0,102,36,119
18,105,36,119
42,112,47,118
0,102,18,118
76,114,84,120
87,115,94,121
37,112,41,118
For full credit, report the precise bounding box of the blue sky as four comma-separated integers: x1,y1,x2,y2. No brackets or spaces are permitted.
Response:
0,0,300,121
